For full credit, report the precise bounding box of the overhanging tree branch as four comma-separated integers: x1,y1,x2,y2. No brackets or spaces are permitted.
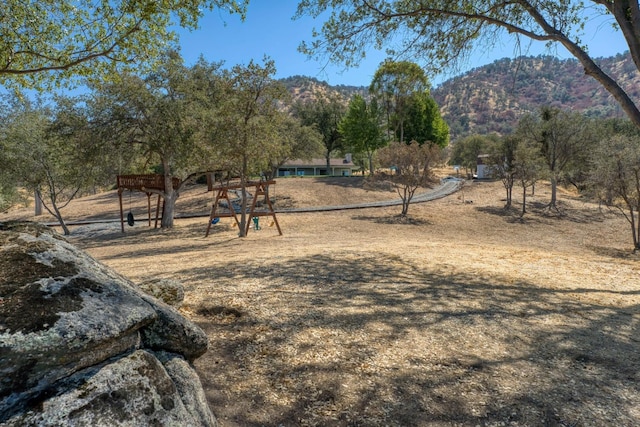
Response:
298,0,640,130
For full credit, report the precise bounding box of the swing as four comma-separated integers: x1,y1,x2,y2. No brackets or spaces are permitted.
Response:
126,190,135,227
204,179,282,237
211,217,220,225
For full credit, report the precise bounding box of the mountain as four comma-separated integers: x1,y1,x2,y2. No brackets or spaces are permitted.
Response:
432,52,639,139
280,53,640,140
280,75,366,103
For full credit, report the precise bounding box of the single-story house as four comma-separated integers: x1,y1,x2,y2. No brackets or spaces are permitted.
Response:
278,155,360,177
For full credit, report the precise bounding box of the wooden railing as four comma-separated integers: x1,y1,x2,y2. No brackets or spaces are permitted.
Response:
117,174,179,192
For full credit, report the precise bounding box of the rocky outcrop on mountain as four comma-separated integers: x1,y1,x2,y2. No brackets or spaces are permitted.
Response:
0,221,215,426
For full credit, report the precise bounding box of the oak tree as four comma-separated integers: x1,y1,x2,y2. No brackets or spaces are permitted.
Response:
449,134,493,177
292,93,346,173
2,97,104,234
590,134,640,250
214,58,290,237
517,107,589,211
0,0,247,89
376,140,440,216
513,139,545,217
88,51,209,228
487,136,518,209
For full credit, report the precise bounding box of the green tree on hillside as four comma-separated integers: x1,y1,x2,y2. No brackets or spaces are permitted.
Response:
339,94,386,175
370,60,430,143
403,91,449,148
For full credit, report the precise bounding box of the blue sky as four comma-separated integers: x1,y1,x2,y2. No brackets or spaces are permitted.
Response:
176,2,631,88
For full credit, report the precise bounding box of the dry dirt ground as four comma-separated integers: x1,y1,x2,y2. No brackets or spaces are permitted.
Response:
3,175,640,426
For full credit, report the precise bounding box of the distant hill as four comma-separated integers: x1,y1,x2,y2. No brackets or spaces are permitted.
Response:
280,52,640,140
280,75,366,104
432,52,639,139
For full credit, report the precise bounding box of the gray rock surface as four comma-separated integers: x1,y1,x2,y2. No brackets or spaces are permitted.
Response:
0,221,215,426
138,278,185,307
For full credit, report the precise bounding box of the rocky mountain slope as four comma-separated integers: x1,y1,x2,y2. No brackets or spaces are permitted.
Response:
281,52,640,140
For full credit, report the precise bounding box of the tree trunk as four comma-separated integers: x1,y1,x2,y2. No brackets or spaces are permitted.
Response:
262,184,270,205
51,203,70,235
549,175,558,209
631,204,639,251
521,185,527,217
505,184,512,209
34,190,42,216
401,199,409,216
160,162,178,229
325,152,331,176
636,206,640,251
160,190,177,229
400,185,411,216
239,156,249,237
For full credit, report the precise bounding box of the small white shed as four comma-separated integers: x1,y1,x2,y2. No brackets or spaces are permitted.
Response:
476,154,492,179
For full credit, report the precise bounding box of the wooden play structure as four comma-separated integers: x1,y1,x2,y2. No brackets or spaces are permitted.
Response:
205,179,282,237
117,174,180,233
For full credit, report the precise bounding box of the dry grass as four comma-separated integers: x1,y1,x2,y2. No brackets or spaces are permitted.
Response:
4,175,640,426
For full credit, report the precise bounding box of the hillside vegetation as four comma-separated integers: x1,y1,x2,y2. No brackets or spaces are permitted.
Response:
282,53,640,139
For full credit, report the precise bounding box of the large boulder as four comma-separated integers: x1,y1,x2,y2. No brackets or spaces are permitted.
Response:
138,278,185,307
0,221,215,426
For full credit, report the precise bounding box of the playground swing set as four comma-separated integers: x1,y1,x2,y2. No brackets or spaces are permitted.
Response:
116,174,180,233
116,173,282,237
205,178,282,237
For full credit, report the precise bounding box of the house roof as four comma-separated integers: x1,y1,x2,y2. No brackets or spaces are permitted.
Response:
281,158,358,168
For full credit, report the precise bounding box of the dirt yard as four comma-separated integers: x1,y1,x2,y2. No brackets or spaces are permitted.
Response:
4,175,640,426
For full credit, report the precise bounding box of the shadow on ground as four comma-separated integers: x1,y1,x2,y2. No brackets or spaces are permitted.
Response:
476,200,610,226
177,252,640,427
352,214,432,226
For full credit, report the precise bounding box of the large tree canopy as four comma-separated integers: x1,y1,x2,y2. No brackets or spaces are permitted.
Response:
292,93,346,171
0,0,247,89
295,1,640,129
339,94,385,175
370,60,429,143
87,50,210,229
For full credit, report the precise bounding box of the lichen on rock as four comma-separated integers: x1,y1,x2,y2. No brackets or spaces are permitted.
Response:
0,221,216,426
